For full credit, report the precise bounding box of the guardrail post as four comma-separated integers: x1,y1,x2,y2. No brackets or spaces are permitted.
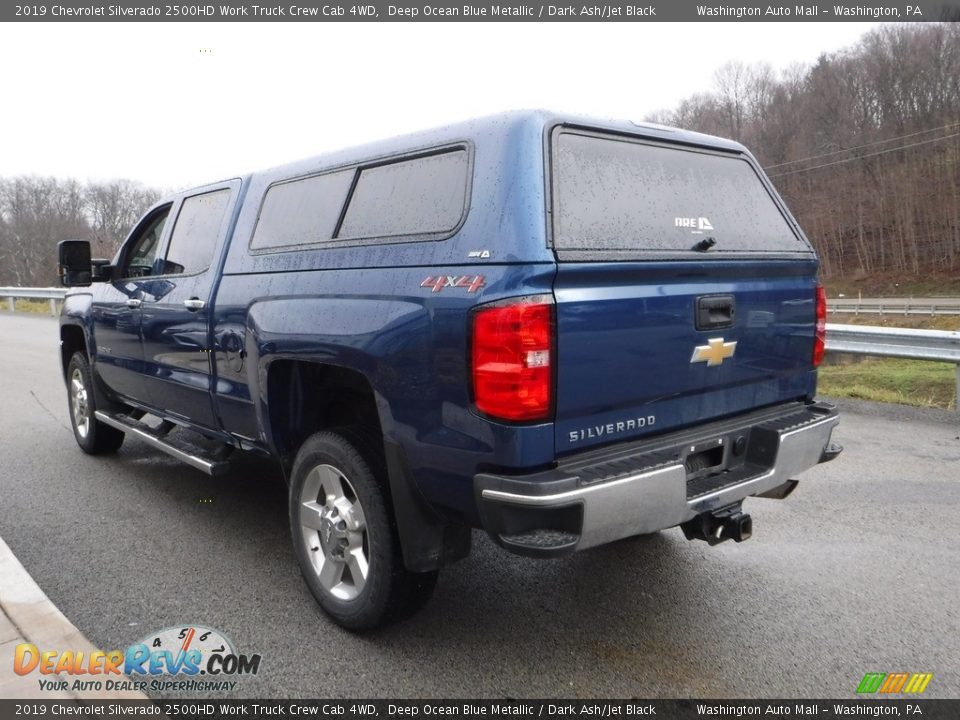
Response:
0,288,68,313
956,364,959,412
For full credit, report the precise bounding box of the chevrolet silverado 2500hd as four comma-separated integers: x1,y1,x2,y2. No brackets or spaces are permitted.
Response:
57,111,841,629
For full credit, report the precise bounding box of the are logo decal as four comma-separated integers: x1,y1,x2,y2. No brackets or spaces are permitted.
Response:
675,216,714,234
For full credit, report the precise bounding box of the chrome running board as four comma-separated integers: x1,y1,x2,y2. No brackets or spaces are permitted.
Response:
94,410,231,476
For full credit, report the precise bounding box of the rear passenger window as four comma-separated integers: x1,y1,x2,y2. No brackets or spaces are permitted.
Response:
164,189,231,275
338,150,469,239
249,147,469,251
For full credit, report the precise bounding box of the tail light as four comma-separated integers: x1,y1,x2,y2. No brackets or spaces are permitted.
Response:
471,296,553,422
813,284,826,367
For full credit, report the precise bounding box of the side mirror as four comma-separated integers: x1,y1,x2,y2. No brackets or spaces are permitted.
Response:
159,259,184,276
57,240,92,287
91,259,114,282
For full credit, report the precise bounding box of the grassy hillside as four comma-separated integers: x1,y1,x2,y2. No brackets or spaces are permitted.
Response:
819,357,957,410
823,273,960,299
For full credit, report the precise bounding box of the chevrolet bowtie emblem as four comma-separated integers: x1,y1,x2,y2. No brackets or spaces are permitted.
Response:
691,338,737,367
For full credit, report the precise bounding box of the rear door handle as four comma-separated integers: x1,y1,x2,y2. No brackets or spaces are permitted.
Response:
126,299,142,308
183,298,205,311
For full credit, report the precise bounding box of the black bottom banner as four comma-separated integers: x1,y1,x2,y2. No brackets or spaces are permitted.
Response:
1,700,958,720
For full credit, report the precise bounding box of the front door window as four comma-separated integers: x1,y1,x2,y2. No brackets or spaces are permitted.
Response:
121,208,171,279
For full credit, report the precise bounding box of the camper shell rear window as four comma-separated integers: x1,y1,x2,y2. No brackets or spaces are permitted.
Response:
551,128,812,259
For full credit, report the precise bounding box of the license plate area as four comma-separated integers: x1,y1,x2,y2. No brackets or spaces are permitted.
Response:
683,433,760,499
683,438,727,481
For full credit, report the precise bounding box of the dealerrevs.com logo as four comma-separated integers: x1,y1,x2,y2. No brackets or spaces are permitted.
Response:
14,625,261,693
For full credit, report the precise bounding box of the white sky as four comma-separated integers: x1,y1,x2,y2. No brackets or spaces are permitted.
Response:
1,21,883,189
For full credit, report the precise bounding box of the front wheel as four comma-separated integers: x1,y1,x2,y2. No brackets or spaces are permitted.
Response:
289,429,437,630
66,352,124,454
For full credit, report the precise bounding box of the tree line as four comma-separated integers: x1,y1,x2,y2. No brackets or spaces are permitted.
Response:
648,22,960,279
0,177,161,287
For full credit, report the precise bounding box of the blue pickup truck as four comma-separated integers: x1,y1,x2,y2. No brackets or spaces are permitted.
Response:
57,111,841,629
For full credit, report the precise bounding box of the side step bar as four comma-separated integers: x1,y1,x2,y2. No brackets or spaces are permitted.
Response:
94,411,232,476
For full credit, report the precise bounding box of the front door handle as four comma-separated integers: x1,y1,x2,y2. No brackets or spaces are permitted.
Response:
183,298,205,311
126,298,142,308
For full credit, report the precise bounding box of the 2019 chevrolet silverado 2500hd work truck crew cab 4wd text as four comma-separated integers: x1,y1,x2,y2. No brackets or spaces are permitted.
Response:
57,111,841,630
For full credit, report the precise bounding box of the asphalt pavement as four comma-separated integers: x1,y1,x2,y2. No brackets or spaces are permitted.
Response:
0,312,958,698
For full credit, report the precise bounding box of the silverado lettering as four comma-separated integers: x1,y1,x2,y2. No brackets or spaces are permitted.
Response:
569,416,657,443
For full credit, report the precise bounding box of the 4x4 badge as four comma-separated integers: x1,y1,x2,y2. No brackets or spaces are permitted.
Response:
691,338,737,366
420,275,486,293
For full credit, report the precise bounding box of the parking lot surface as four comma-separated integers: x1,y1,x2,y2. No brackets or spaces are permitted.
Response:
1,313,957,698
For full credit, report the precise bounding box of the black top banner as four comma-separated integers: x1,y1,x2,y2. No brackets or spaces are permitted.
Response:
4,0,960,22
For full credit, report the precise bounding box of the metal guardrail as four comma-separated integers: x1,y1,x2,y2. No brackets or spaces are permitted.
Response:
0,286,65,316
829,300,960,316
0,288,957,409
826,323,960,411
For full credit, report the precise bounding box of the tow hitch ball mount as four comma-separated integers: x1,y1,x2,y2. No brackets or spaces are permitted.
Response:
681,503,753,545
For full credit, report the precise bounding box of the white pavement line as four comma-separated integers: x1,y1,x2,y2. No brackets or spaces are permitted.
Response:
0,535,149,700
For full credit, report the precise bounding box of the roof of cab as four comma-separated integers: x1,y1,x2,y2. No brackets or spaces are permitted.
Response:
243,109,749,185
152,110,750,214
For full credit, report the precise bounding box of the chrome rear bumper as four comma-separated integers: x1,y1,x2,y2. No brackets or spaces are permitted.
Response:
475,401,840,557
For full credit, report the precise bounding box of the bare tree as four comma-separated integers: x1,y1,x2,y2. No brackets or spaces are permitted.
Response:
0,177,90,286
647,23,960,281
86,180,159,258
0,176,161,286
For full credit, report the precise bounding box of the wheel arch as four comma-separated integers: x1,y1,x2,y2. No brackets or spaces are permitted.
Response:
60,322,89,380
265,358,470,572
265,360,383,473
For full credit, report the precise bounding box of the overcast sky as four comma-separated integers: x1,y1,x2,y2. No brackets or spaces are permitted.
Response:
1,21,882,189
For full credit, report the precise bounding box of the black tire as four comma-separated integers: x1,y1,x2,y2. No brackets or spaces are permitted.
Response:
289,429,437,630
65,352,125,454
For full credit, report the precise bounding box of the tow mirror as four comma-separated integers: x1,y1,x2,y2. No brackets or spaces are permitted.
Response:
58,240,92,287
91,258,114,282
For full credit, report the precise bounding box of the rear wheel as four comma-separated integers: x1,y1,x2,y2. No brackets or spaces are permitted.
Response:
66,352,125,454
289,429,437,630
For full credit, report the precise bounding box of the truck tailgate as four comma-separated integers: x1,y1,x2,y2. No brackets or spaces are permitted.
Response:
553,260,819,453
